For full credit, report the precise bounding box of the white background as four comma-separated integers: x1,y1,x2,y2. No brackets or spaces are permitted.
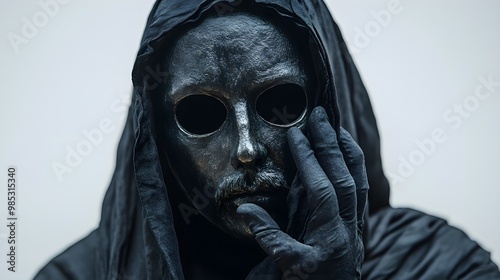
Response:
0,0,499,279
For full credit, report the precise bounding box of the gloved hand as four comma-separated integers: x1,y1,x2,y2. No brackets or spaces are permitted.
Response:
240,106,369,279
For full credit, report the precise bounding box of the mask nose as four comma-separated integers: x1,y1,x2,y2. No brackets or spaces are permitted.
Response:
232,102,266,169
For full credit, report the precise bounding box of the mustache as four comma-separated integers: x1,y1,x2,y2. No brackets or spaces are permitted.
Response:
215,169,289,207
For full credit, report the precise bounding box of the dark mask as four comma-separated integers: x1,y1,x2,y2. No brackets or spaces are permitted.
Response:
160,12,315,239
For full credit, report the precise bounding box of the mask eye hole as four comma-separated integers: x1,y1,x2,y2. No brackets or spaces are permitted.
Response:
175,95,227,135
256,83,307,126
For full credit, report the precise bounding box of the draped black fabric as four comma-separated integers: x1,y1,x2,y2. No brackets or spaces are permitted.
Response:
364,208,500,279
35,0,499,279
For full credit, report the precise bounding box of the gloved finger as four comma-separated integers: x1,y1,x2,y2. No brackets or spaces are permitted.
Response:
285,174,308,240
287,127,339,223
338,127,369,230
308,106,356,223
237,203,312,268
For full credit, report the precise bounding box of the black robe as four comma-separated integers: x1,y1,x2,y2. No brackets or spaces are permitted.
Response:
35,0,500,279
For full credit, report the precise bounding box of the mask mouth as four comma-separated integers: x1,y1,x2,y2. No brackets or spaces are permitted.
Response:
216,169,289,209
229,190,280,206
215,168,290,239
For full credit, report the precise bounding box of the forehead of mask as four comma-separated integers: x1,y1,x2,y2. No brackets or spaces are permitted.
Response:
160,12,313,239
169,14,304,88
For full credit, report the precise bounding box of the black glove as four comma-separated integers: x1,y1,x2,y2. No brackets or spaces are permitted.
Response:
240,106,369,279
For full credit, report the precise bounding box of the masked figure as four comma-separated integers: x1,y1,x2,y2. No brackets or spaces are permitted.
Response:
35,0,500,279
